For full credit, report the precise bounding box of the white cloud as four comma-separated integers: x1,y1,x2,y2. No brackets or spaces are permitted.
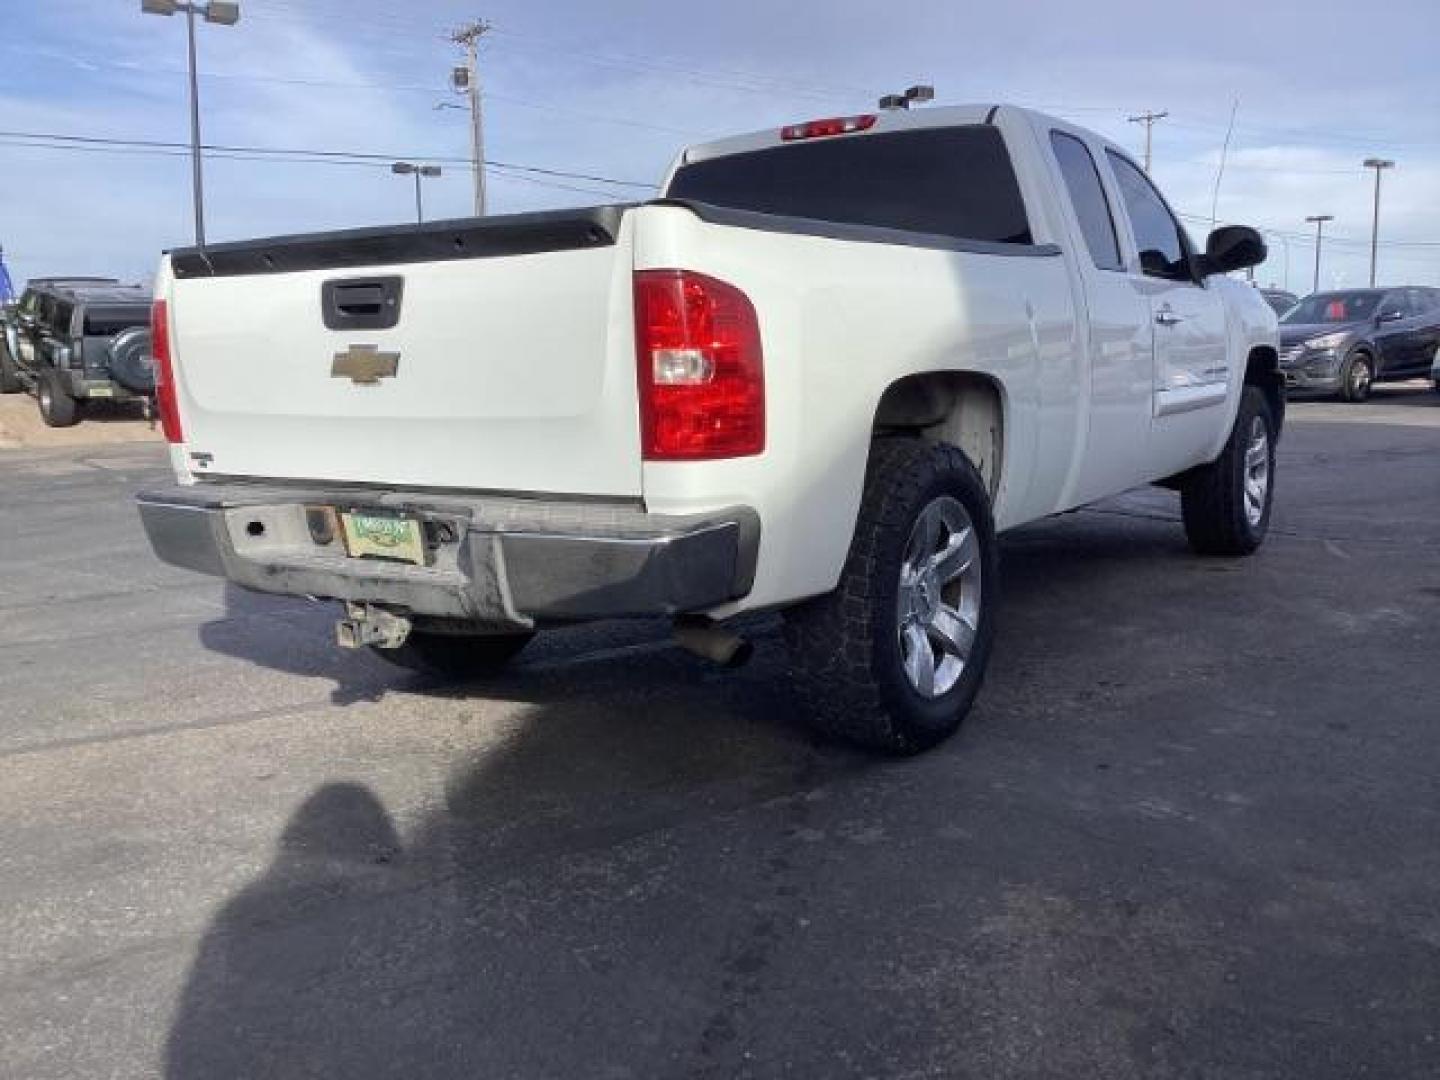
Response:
2,0,1436,290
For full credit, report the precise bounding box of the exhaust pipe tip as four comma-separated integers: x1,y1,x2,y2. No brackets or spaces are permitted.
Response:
673,616,752,669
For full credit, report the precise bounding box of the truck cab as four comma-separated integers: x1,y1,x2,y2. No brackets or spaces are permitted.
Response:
135,104,1278,755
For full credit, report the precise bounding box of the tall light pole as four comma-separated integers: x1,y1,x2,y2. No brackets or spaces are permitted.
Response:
1263,229,1291,292
1305,214,1333,293
391,163,442,223
1362,158,1394,287
140,0,239,248
450,21,491,217
1127,110,1168,172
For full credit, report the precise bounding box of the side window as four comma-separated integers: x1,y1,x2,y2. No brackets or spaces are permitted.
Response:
50,301,75,336
1106,151,1192,282
1050,131,1122,271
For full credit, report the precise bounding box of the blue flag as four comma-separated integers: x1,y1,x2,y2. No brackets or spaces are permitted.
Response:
0,247,14,303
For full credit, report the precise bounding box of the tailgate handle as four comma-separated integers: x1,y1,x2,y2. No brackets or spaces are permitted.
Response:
322,276,403,330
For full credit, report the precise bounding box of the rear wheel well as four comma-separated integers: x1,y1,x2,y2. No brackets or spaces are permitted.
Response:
873,372,1004,498
1245,346,1284,436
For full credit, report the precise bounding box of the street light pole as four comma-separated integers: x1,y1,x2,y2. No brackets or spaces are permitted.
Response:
140,0,240,249
1305,214,1333,293
391,163,442,224
183,4,206,248
1362,158,1394,288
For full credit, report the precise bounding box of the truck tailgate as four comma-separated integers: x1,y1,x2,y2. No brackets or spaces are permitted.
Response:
165,208,643,498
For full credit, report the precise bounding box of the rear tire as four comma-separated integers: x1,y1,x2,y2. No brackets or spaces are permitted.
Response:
1181,385,1275,557
0,340,21,394
374,629,534,677
37,369,80,427
1339,352,1373,403
783,438,999,756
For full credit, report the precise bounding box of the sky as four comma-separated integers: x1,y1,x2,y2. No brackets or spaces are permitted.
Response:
2,0,1438,293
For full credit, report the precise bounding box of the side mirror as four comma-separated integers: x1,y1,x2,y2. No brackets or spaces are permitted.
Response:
1377,309,1404,324
1201,225,1267,276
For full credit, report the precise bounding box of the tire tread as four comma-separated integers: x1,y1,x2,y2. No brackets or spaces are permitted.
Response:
783,437,995,755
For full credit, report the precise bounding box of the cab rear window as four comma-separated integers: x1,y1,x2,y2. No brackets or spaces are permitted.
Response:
667,125,1033,246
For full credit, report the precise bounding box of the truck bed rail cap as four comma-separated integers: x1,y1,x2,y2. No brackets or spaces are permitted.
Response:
169,204,637,279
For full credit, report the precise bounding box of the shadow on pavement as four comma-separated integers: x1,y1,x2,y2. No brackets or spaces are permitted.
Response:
198,584,411,706
162,656,869,1078
160,518,1224,1079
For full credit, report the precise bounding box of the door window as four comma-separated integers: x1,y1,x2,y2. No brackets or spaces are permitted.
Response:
1106,151,1192,282
49,301,75,337
1378,292,1408,321
1050,131,1122,270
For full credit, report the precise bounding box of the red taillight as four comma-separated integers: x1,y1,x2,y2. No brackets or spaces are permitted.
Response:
150,299,184,444
634,270,764,460
780,114,877,141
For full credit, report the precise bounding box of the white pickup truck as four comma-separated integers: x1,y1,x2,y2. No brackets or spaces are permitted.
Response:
138,104,1280,754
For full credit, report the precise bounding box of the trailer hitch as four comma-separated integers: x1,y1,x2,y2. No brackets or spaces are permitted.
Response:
335,602,412,650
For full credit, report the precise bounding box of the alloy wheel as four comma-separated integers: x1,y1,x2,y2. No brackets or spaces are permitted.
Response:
1243,415,1270,528
896,496,982,698
1350,358,1372,398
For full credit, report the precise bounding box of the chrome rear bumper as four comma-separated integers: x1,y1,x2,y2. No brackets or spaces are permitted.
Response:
136,481,759,628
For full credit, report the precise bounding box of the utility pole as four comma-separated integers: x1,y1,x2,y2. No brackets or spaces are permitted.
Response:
1305,214,1333,293
1362,158,1394,287
450,20,491,217
1127,110,1168,172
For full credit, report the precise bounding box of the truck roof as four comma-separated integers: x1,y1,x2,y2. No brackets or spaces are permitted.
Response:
676,103,1050,167
30,282,150,305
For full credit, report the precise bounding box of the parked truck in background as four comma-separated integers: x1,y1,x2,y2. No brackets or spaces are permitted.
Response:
136,104,1279,755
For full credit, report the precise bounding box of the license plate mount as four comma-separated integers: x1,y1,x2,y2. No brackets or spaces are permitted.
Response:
339,511,426,565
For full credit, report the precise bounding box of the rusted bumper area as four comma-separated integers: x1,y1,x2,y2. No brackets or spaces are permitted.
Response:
135,482,759,627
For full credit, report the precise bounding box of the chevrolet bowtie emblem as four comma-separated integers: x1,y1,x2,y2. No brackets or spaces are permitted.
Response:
331,344,399,385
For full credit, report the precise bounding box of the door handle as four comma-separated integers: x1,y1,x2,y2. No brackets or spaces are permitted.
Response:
1155,308,1183,327
322,276,404,331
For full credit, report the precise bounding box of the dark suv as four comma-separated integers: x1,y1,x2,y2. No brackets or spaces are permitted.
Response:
0,278,155,426
1279,287,1440,402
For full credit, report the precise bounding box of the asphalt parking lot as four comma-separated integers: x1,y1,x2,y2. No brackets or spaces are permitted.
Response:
2,387,1437,1079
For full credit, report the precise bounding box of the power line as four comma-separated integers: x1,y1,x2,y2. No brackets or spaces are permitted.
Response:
1174,210,1440,249
0,129,656,188
0,136,641,204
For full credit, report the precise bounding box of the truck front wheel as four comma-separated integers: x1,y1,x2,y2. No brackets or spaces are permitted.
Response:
1180,385,1275,556
783,438,999,755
